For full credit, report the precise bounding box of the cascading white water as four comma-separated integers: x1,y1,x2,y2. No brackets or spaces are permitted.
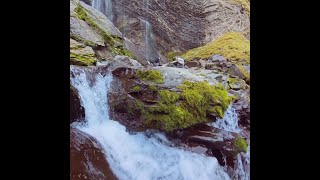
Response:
70,65,231,180
143,19,151,62
92,0,104,15
211,105,250,180
140,18,159,63
141,0,158,62
212,105,241,133
105,0,113,21
233,146,250,180
91,0,113,21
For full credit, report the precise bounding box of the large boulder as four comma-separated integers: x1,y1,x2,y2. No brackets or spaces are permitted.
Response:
70,127,117,180
70,0,146,65
108,65,234,132
166,123,248,168
70,39,97,66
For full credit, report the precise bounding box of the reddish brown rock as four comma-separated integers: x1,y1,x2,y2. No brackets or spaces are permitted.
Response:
166,123,242,168
70,127,117,180
185,60,200,68
70,86,85,124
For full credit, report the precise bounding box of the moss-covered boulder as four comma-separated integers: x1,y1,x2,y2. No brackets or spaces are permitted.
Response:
70,0,147,65
136,70,164,84
141,81,233,131
70,0,104,47
228,64,250,83
228,77,248,90
70,39,97,66
109,66,234,132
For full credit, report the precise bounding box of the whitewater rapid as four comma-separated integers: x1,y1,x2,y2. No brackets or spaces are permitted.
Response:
212,105,241,133
211,103,250,180
70,66,230,180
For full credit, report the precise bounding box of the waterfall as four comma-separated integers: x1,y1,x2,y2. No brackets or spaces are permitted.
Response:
212,105,241,133
105,0,113,21
141,0,158,62
91,0,113,21
142,20,151,62
211,105,250,180
70,65,231,180
140,19,158,63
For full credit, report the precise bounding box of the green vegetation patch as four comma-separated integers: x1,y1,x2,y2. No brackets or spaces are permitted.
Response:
141,81,233,131
234,136,248,153
70,51,96,66
181,32,250,63
74,4,135,59
131,85,142,92
166,51,185,62
136,70,164,84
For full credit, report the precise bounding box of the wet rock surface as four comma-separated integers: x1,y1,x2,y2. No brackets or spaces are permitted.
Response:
166,123,242,168
70,86,85,124
70,127,117,180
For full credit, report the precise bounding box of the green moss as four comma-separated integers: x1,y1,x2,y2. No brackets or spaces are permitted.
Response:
228,77,238,84
181,32,250,63
142,81,233,132
131,85,141,92
70,52,96,66
136,70,164,84
211,106,224,118
148,85,158,91
158,90,180,104
234,136,248,153
110,46,136,59
70,39,86,50
178,81,232,118
231,0,250,14
74,4,135,59
166,51,185,62
143,90,197,131
126,99,144,116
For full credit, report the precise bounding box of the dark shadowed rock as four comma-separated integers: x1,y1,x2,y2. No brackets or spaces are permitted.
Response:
70,127,117,180
185,60,200,68
166,123,244,168
228,64,246,79
70,86,85,124
80,0,91,6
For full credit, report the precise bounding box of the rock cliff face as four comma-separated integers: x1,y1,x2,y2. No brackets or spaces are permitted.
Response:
70,0,147,66
111,0,250,61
